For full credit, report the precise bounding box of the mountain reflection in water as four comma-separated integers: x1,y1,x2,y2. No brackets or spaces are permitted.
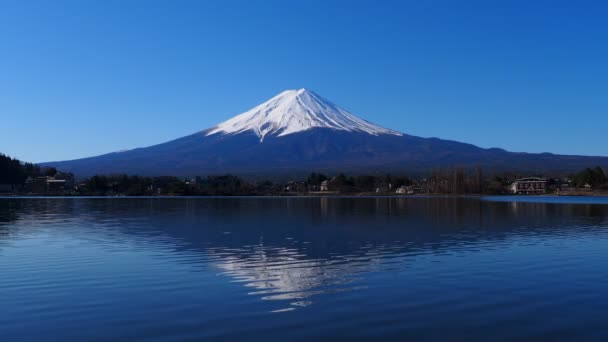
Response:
1,197,608,340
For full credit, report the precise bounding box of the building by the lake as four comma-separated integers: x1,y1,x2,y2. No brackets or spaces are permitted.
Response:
510,177,547,194
320,180,329,191
25,173,75,195
395,185,424,195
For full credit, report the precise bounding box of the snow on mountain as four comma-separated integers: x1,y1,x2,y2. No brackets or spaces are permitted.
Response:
206,88,402,141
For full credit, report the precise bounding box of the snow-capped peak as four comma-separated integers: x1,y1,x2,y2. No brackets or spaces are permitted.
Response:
206,88,402,141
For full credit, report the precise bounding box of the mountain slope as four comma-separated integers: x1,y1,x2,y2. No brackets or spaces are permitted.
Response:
43,89,608,178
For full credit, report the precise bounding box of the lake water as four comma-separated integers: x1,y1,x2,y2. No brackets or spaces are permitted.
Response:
1,196,608,341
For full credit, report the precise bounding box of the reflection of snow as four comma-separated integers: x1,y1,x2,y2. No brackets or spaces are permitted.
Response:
206,242,391,311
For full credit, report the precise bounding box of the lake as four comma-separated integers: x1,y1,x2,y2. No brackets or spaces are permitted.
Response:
1,196,607,341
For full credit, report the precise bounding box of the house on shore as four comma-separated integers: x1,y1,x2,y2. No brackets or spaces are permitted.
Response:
25,173,75,195
395,185,423,195
320,180,329,191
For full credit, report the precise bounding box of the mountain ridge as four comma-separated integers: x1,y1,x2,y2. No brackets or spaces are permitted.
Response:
42,89,608,178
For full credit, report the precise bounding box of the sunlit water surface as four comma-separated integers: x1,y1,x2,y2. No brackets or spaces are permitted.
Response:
1,197,608,341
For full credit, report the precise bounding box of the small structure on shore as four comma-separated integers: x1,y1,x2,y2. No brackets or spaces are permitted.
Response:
396,186,412,194
395,185,424,195
320,180,329,191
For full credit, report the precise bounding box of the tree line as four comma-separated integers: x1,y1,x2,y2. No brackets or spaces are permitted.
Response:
79,166,608,196
2,152,607,195
80,173,411,196
0,153,56,184
570,167,608,189
82,175,254,196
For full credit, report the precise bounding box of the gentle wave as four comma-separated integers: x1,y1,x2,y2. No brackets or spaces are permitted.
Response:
1,197,608,340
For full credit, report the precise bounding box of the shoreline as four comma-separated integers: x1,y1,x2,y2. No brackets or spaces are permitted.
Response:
2,192,608,198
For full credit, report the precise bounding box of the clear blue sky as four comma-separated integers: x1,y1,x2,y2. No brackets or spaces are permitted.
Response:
1,0,607,162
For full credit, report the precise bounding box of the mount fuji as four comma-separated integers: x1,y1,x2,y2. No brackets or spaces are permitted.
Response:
44,89,607,178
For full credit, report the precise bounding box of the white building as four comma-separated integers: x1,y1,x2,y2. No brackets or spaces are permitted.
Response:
510,177,547,194
320,180,329,191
